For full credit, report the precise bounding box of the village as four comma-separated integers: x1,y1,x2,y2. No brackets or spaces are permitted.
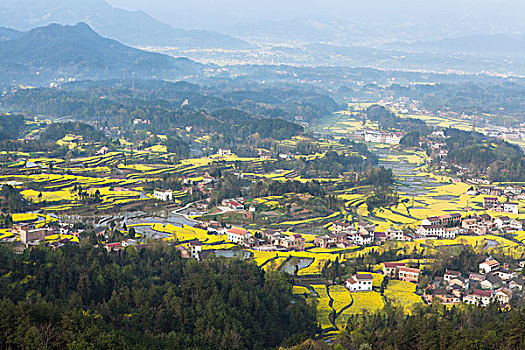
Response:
4,187,525,309
422,257,525,308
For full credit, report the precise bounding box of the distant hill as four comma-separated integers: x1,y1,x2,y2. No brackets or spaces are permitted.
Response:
0,23,202,84
0,27,22,41
0,0,250,49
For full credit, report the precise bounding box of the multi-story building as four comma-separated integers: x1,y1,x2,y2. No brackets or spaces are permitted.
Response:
227,228,252,245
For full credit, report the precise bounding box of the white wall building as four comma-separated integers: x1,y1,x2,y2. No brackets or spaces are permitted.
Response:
345,274,373,292
218,148,232,156
479,258,500,274
227,228,252,244
385,228,404,240
494,217,522,231
154,189,173,201
189,241,203,259
504,203,519,214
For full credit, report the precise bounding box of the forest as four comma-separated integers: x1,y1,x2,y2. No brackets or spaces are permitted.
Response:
0,244,317,349
39,121,108,143
0,114,25,141
389,82,525,125
444,128,525,182
334,303,525,350
269,150,382,180
0,185,27,213
0,80,336,139
366,105,429,134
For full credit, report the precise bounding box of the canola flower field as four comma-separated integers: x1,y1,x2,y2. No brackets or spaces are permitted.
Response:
384,279,424,315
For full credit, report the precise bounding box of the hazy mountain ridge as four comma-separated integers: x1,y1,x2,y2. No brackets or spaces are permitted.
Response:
0,27,23,41
0,23,202,84
0,0,250,49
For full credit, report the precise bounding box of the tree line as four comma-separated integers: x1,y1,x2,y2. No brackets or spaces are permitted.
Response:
0,244,317,349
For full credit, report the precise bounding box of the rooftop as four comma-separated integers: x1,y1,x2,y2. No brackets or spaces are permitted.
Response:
473,289,492,297
384,262,406,268
355,274,373,280
228,228,248,236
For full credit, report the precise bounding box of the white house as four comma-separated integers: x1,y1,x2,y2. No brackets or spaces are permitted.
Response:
353,233,374,246
96,146,109,155
432,130,445,138
504,186,521,195
509,278,525,291
494,216,510,229
494,216,522,231
345,274,373,292
494,288,512,305
227,228,252,244
493,269,516,281
385,133,402,144
463,290,493,307
385,227,405,241
202,174,214,184
417,225,444,238
421,216,441,226
218,148,232,156
364,132,383,143
207,223,227,235
332,221,354,234
444,270,462,283
228,200,245,211
479,258,500,274
189,240,203,259
154,189,173,201
504,202,519,214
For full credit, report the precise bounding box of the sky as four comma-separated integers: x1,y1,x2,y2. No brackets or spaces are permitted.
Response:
106,0,525,32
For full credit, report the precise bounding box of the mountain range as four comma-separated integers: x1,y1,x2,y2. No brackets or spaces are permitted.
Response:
0,27,23,41
0,0,250,49
0,23,202,85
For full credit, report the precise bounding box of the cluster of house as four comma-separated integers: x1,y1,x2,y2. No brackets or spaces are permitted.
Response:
352,130,404,145
379,97,426,115
200,221,307,252
257,229,306,251
383,262,421,283
0,221,79,252
343,262,422,292
481,125,525,142
417,213,462,239
180,172,215,197
175,240,204,260
154,173,219,202
424,257,525,307
482,196,519,214
475,185,525,198
417,212,523,238
258,150,294,161
315,221,415,250
314,221,375,248
104,238,150,252
259,150,293,160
